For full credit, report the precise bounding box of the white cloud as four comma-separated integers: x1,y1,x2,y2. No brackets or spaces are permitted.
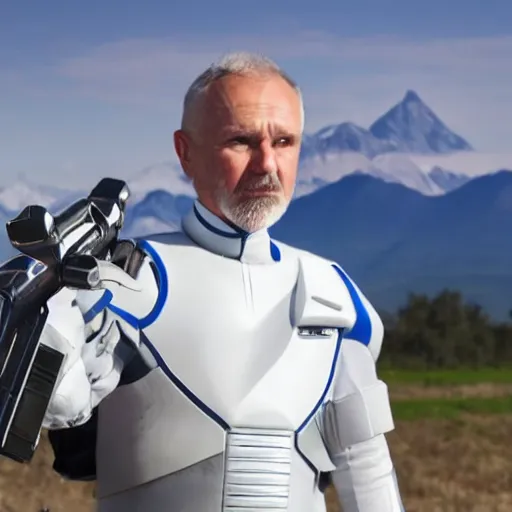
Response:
54,32,512,83
409,151,512,177
6,31,512,151
54,32,511,88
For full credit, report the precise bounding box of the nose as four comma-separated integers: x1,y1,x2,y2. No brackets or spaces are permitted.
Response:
251,140,278,174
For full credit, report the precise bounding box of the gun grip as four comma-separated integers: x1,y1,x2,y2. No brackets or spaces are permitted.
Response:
0,301,64,463
1,343,64,462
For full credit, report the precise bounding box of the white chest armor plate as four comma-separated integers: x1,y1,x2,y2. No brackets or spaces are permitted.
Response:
93,203,358,512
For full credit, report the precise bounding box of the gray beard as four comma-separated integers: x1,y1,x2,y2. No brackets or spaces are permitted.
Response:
218,194,288,233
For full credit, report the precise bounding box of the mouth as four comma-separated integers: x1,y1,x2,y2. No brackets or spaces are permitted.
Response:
241,189,280,197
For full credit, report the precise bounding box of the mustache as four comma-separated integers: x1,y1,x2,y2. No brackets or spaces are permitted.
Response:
237,173,283,192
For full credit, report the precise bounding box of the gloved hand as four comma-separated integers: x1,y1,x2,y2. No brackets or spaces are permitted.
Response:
40,239,160,431
41,288,129,430
41,249,151,430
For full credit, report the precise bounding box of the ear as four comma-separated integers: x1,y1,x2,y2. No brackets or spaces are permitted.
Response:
173,129,193,178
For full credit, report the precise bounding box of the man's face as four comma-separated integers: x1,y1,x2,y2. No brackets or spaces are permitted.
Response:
174,73,303,232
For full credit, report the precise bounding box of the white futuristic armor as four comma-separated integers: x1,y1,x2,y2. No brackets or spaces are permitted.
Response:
42,200,405,512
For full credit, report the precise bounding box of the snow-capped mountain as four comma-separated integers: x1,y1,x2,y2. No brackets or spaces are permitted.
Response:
300,90,473,163
295,89,477,196
295,151,373,197
300,123,397,160
370,153,445,195
0,163,194,216
295,150,462,197
369,90,473,153
126,161,195,203
0,175,80,213
122,189,194,237
427,166,472,192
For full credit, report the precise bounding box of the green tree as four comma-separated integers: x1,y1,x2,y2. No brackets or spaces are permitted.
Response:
379,290,500,369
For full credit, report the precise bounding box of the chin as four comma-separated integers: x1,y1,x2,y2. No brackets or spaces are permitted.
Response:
221,196,289,233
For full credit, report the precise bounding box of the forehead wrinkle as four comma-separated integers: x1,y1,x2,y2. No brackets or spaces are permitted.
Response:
196,76,302,139
220,105,301,134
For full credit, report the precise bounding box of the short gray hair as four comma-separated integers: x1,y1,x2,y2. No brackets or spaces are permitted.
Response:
181,51,304,132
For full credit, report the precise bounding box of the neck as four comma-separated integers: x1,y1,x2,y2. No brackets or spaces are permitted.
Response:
181,200,281,264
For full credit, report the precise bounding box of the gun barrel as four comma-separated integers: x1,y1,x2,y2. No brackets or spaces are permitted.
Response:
6,178,130,268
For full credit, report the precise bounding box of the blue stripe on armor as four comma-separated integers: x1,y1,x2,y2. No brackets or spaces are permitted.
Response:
193,204,241,239
137,239,229,428
294,436,318,475
270,240,281,262
82,240,168,330
332,264,372,346
107,304,140,329
295,328,344,474
136,239,168,328
88,238,229,430
82,290,113,323
81,239,228,429
296,328,343,433
140,332,230,431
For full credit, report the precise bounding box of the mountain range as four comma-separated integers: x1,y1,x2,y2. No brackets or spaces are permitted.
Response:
299,90,473,160
271,171,512,321
0,90,511,319
296,89,476,197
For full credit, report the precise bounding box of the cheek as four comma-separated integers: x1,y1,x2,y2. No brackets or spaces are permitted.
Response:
278,153,299,197
217,151,248,192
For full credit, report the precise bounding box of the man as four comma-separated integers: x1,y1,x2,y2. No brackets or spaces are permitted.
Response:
41,52,405,511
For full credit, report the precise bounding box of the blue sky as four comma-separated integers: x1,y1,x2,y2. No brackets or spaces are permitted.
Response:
1,0,512,188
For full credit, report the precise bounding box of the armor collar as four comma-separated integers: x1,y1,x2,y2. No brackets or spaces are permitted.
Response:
182,200,281,264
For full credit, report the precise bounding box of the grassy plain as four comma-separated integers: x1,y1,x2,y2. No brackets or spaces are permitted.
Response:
0,368,510,511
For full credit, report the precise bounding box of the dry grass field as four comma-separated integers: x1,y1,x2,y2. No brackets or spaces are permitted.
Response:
0,370,510,512
326,414,512,512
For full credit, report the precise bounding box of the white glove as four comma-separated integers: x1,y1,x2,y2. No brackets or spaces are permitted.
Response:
41,252,155,430
40,287,125,429
42,313,125,430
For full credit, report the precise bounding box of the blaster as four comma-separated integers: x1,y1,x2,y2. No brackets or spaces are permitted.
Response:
0,177,130,463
